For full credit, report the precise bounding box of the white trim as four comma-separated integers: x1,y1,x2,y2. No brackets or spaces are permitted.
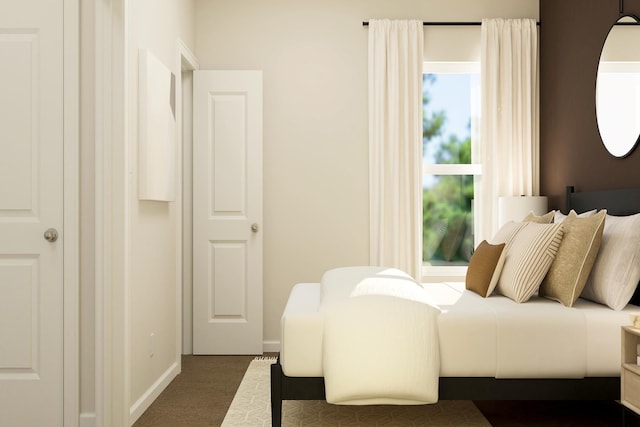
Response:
94,0,128,425
423,61,480,74
422,163,482,175
112,0,129,423
177,39,199,356
64,0,80,425
128,362,180,424
78,413,96,427
178,39,199,71
93,1,108,425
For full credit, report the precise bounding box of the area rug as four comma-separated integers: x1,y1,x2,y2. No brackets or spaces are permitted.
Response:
221,357,491,427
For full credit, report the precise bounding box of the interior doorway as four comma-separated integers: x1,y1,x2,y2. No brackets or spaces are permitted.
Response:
177,40,198,355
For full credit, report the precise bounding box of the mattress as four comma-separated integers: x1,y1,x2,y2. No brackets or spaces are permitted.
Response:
280,281,640,378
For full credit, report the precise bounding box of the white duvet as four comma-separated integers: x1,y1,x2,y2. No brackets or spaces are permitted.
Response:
280,268,640,405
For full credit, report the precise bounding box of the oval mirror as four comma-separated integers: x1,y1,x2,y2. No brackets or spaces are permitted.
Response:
596,15,640,158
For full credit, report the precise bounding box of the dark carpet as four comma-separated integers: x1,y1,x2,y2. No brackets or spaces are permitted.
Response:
133,355,640,426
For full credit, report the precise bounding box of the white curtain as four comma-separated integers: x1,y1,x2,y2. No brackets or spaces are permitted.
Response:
368,20,423,279
480,18,539,241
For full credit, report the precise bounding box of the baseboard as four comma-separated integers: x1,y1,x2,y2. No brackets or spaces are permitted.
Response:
79,412,96,427
183,341,280,355
263,340,280,353
129,360,180,424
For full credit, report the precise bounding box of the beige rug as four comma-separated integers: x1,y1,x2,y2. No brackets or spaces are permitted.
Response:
221,358,491,427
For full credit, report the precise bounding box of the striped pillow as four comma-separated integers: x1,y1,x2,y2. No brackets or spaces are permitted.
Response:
495,222,564,303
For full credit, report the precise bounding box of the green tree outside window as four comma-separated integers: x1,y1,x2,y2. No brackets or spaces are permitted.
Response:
423,74,474,265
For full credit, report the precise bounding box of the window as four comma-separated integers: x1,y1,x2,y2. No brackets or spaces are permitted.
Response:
422,62,481,278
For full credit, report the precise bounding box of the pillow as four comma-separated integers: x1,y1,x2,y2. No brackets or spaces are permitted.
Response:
580,212,640,310
495,222,564,303
538,210,606,307
523,210,555,224
554,209,597,224
489,221,528,247
465,240,506,297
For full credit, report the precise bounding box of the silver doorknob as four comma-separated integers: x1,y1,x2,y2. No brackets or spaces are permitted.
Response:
251,223,259,233
44,228,59,242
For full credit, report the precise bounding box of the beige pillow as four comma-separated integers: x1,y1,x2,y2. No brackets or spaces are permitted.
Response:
539,210,606,307
523,210,555,224
581,212,640,310
465,240,506,297
495,222,564,303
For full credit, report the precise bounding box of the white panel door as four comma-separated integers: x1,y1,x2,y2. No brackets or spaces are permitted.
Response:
193,71,263,354
0,1,65,425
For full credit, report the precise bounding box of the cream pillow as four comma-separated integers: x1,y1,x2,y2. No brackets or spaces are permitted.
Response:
495,222,564,303
539,210,606,307
523,210,555,224
580,212,640,310
489,221,528,248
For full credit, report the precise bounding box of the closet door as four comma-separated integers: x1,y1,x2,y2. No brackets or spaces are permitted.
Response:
0,0,66,425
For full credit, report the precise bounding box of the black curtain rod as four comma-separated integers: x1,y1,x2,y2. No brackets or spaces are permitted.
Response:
362,21,541,27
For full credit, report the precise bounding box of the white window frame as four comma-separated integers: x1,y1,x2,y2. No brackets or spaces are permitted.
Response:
421,61,482,282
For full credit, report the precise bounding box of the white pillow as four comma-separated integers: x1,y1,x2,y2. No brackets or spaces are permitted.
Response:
494,222,565,303
554,209,596,223
580,213,640,310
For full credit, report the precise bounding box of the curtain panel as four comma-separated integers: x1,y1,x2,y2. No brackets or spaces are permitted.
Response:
368,19,423,279
479,18,539,241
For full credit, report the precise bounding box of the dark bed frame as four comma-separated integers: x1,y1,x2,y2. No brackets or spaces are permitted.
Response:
270,186,640,427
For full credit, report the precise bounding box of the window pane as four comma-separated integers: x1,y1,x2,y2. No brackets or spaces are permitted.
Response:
423,74,472,165
422,70,479,268
423,175,474,265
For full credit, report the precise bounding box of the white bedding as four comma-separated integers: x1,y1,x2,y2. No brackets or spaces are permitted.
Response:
430,283,587,377
281,281,640,379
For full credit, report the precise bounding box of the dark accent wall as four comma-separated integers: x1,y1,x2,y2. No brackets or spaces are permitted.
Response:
540,0,640,211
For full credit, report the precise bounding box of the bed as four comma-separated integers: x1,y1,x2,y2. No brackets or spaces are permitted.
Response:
270,186,640,426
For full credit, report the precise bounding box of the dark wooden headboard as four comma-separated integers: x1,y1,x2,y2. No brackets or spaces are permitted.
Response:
565,186,640,216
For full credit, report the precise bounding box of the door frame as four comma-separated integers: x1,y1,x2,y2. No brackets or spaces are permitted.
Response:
94,0,127,425
176,40,199,355
63,0,80,424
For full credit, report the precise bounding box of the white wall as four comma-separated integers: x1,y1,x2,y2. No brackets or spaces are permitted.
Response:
125,0,195,422
194,0,539,345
